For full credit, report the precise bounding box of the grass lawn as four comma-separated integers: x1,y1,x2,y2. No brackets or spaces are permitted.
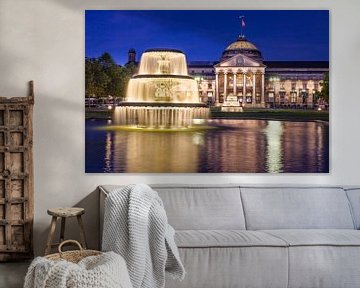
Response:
85,109,112,119
210,107,329,121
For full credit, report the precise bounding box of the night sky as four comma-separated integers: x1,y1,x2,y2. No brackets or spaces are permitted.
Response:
85,10,329,65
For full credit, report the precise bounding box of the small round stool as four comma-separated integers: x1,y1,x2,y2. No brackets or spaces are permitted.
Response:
45,207,88,255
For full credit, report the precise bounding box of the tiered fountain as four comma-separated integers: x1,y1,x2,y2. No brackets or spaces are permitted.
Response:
113,48,209,129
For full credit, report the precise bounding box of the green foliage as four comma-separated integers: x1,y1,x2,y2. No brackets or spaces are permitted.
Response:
319,72,329,103
85,52,137,99
313,90,322,103
211,109,329,121
85,57,110,97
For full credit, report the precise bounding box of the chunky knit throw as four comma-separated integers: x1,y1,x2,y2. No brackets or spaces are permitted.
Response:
102,184,185,288
24,251,132,288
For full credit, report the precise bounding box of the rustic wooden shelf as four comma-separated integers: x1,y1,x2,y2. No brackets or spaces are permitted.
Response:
0,81,34,261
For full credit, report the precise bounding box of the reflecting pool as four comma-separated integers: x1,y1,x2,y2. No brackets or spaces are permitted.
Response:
85,119,329,173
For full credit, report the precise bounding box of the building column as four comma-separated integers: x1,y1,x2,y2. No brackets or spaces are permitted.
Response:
215,72,219,105
261,72,265,106
224,72,228,102
243,73,246,105
252,73,256,105
233,73,237,96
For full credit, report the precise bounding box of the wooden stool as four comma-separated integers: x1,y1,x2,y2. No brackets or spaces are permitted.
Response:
45,207,87,255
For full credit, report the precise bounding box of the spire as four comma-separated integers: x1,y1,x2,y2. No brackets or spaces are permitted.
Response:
128,48,136,63
239,16,246,39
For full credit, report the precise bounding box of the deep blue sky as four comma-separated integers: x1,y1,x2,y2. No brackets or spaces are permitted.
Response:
85,10,329,65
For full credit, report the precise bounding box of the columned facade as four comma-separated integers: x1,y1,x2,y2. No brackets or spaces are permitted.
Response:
187,37,329,109
190,64,327,108
224,72,227,103
215,72,219,105
242,73,246,100
252,73,256,103
233,73,237,95
261,73,265,105
215,56,266,108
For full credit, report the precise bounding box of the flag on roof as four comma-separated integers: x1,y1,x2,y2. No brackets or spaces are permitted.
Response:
241,18,246,27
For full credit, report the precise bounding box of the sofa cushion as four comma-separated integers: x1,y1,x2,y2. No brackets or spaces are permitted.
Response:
153,186,246,230
100,185,246,230
345,188,360,229
165,246,288,288
287,246,360,288
261,230,360,288
262,229,360,246
175,230,288,248
241,187,355,230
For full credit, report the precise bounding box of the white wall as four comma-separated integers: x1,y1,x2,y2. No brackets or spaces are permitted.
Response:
0,0,360,256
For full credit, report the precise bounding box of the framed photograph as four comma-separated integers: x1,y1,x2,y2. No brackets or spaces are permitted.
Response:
85,10,329,173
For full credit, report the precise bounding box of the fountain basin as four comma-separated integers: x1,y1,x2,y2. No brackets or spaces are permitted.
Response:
113,105,209,129
119,102,207,107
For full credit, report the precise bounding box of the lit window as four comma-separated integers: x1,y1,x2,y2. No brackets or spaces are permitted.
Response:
268,92,274,102
280,92,285,103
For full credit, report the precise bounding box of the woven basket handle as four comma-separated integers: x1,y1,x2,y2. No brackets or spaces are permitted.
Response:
58,240,83,255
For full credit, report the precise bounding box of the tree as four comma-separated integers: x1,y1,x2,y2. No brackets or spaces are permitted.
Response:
119,62,137,99
319,72,329,104
85,52,138,100
85,57,111,97
98,52,116,70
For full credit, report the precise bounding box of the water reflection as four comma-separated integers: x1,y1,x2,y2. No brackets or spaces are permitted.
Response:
264,121,284,173
199,119,268,172
85,119,329,173
281,121,329,173
112,131,200,172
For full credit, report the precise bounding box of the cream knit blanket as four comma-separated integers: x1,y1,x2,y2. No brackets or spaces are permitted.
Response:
102,184,185,288
24,251,132,288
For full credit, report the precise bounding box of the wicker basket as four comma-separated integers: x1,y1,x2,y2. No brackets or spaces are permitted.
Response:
45,240,102,263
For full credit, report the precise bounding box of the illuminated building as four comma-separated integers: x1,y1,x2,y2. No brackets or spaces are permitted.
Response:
188,35,328,109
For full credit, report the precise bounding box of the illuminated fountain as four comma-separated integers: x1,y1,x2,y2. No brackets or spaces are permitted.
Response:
113,48,209,129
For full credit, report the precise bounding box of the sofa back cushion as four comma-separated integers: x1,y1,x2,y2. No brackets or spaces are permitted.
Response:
345,188,360,229
153,185,246,230
240,187,355,230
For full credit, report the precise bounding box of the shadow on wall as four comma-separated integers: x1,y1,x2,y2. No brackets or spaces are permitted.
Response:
36,188,100,256
31,90,85,256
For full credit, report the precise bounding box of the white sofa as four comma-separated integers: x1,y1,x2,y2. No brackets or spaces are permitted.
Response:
99,185,360,288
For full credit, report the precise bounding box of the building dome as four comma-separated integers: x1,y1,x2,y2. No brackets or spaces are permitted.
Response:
221,36,263,63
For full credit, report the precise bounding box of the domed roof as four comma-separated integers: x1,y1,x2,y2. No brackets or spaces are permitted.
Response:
225,38,259,51
221,36,263,63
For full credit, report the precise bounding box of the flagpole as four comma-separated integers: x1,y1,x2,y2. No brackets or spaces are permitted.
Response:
239,16,245,38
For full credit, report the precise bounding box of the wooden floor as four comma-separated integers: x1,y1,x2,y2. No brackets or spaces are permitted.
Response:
0,261,30,288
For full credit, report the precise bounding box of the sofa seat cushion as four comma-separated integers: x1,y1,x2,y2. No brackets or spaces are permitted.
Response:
175,230,288,248
262,229,360,246
260,230,360,288
166,246,289,288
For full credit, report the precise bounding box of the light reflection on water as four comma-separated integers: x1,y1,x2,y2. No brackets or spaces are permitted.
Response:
85,119,329,173
264,121,284,173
